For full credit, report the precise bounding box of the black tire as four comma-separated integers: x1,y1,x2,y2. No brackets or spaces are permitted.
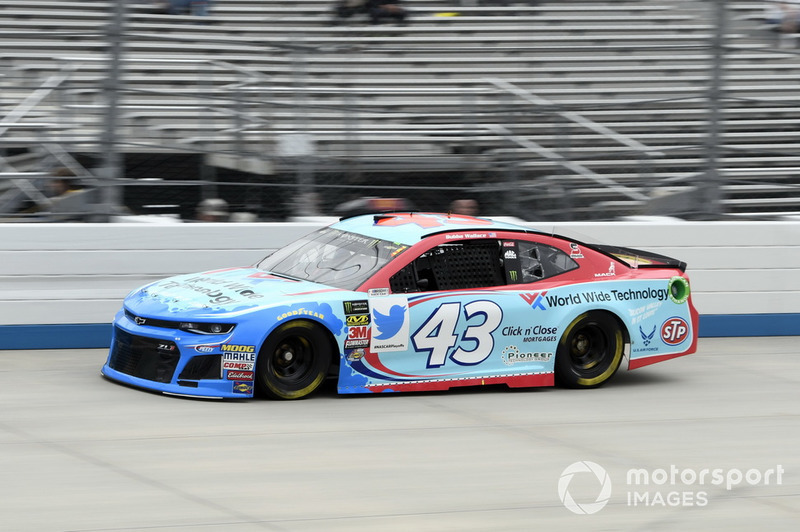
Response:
555,311,624,388
256,320,332,400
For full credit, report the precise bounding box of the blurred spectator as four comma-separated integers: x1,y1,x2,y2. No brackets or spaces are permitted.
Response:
158,0,212,16
14,167,88,220
367,0,407,25
333,0,367,21
449,198,479,216
334,196,414,217
476,0,539,15
46,166,79,198
230,212,258,223
296,191,323,217
196,198,229,222
333,0,407,25
765,1,800,46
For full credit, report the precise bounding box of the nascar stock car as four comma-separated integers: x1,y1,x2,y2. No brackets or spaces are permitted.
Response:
102,212,698,400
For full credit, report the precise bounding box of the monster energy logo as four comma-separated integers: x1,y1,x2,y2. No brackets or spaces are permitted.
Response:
343,300,369,315
509,270,518,282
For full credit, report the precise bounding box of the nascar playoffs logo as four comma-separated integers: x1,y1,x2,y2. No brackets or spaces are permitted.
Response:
370,297,409,352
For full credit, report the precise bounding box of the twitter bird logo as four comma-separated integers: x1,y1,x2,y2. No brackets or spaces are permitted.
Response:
373,304,407,339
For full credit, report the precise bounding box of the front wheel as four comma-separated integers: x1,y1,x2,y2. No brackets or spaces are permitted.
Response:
555,311,624,388
256,321,331,400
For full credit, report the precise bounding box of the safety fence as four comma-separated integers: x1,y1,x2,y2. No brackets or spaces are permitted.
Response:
1,1,800,222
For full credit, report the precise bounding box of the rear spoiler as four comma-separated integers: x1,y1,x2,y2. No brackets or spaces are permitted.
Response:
592,244,687,272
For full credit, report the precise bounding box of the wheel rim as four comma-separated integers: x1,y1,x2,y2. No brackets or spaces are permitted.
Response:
271,336,313,384
569,324,608,373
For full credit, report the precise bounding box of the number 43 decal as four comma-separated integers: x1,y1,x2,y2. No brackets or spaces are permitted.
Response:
412,301,503,368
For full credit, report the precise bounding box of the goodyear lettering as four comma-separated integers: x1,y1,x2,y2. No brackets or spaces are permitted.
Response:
277,308,325,321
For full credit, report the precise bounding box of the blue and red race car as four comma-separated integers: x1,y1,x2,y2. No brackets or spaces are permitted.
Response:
102,212,698,399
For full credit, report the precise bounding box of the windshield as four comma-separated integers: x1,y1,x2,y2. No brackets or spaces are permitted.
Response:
256,227,409,290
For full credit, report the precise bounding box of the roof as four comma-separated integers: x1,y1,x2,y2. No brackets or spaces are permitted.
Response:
332,212,531,244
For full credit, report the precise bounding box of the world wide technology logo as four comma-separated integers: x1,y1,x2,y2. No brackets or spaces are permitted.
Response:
558,461,785,514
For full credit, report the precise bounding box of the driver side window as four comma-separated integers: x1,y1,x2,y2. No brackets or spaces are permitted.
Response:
388,239,579,293
389,240,505,293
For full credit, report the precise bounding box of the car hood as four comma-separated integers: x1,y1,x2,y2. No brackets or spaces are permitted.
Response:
125,267,346,317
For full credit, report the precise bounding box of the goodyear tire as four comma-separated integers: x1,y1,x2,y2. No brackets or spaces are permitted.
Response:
555,311,624,388
256,321,331,400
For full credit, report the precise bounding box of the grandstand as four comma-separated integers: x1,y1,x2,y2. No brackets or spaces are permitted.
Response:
0,0,798,220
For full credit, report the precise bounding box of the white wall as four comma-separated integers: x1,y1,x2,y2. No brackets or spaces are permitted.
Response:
1,221,799,326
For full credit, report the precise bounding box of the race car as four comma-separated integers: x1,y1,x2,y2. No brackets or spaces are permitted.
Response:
102,212,698,399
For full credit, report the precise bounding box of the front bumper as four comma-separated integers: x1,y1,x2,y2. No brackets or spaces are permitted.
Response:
101,312,256,399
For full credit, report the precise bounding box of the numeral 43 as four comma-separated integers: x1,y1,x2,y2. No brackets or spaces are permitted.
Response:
412,301,502,368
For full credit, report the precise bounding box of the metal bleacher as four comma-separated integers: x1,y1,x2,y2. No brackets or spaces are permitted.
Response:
1,0,799,220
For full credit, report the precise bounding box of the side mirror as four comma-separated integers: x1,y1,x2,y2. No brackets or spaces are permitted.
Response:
416,278,430,291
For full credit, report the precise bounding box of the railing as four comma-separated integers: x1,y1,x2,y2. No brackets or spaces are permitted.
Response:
2,0,800,221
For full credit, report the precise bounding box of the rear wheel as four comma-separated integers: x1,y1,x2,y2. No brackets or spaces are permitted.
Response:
555,311,624,388
256,321,331,400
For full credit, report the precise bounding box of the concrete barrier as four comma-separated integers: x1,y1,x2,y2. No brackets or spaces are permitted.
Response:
1,220,798,349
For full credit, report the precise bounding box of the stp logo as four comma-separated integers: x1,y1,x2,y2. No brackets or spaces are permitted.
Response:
661,317,689,345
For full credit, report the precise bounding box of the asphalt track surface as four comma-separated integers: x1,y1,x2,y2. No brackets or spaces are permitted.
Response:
1,338,798,532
